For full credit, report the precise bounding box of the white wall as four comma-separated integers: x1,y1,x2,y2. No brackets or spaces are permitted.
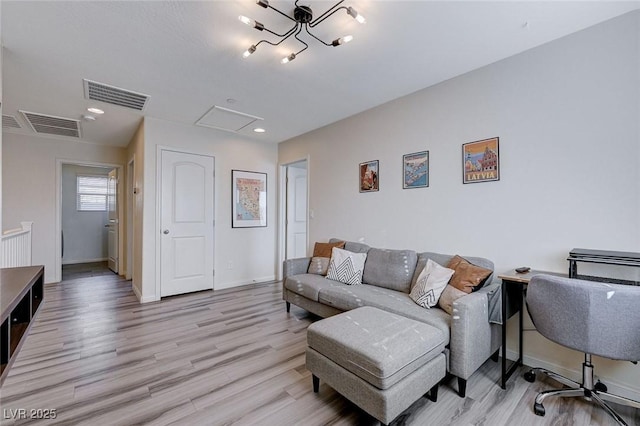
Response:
279,12,640,397
135,117,278,302
61,164,111,264
3,133,126,282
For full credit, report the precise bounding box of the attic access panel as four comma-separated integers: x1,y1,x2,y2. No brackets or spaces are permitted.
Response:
195,106,263,133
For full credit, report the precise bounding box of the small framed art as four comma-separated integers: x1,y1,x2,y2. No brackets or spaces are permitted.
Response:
403,151,429,189
232,170,267,228
359,160,379,192
462,137,500,184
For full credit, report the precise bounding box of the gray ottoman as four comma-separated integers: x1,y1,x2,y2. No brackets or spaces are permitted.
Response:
306,306,446,425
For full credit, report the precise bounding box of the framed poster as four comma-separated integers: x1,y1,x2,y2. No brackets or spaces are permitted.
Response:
403,151,429,189
359,160,379,192
462,137,500,184
232,170,267,228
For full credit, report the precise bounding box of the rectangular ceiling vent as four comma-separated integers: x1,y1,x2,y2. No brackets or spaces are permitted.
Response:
20,110,81,138
2,115,22,129
83,79,149,111
195,105,263,133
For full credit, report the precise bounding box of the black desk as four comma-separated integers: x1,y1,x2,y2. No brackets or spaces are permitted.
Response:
497,269,567,389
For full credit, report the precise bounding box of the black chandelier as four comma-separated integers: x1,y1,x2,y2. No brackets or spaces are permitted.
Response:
239,0,366,64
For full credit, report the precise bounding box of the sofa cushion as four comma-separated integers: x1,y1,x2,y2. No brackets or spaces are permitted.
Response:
312,241,345,258
284,274,334,302
409,259,455,308
318,283,451,342
446,255,493,293
330,238,370,254
438,284,467,315
326,247,367,285
307,257,330,276
411,252,495,291
362,248,418,293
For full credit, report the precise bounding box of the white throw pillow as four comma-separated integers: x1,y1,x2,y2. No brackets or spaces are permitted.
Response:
410,259,455,308
326,247,367,285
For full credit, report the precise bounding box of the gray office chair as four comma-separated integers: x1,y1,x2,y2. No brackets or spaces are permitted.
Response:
524,274,640,425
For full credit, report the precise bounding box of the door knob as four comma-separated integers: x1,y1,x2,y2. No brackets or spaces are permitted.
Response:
163,229,170,234
104,224,110,228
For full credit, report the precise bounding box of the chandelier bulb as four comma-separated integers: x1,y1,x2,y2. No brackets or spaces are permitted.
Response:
347,7,366,24
256,0,269,8
281,53,296,64
332,35,354,46
238,15,264,30
243,45,257,58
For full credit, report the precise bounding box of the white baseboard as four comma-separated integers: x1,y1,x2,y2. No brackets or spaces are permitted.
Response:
506,348,640,401
215,275,277,290
131,283,157,303
62,257,108,265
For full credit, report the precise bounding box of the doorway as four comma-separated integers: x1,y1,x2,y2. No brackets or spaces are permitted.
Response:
55,160,124,283
59,163,120,280
279,159,309,277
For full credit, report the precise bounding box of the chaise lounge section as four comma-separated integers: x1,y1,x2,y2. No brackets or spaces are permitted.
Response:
283,239,502,397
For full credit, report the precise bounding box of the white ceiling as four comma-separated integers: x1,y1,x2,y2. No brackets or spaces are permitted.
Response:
2,1,639,147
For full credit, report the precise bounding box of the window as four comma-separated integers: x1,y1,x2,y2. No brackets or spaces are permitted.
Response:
77,175,109,211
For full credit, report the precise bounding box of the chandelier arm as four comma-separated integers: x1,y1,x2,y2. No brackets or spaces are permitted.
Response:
293,25,309,55
267,4,297,23
256,24,299,47
263,23,298,38
309,0,345,27
304,24,331,47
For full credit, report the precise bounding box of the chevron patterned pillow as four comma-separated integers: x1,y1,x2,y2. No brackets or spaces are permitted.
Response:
410,259,456,308
326,247,367,285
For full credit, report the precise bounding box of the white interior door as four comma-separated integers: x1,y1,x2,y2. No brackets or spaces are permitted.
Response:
160,150,214,297
286,165,307,259
107,168,119,273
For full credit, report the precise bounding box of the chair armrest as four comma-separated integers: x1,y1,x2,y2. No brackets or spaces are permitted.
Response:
449,281,501,380
283,257,312,281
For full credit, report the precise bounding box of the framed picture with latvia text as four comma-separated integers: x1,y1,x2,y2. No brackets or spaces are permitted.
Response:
359,160,379,192
462,137,500,184
403,151,429,189
232,170,267,228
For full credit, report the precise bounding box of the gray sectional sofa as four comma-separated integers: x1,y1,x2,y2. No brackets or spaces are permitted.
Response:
283,239,502,397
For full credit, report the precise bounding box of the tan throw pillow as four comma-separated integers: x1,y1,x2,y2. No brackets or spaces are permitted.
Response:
308,257,330,276
446,255,492,293
438,285,467,315
409,259,455,308
312,241,346,258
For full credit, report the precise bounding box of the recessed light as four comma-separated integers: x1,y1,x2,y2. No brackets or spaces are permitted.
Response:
87,107,104,114
254,128,266,133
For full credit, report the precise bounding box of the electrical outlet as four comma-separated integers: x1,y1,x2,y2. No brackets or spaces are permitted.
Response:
227,261,233,269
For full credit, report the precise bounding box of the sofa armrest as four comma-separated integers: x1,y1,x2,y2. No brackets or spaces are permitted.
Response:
283,257,312,281
449,281,501,380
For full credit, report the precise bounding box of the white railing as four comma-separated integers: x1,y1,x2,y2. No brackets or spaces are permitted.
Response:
1,222,33,268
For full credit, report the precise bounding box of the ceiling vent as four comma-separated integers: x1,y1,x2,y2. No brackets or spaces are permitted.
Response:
20,111,81,138
2,115,22,129
83,79,149,111
195,106,263,133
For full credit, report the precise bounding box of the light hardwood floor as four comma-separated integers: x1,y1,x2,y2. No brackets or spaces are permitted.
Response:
1,268,638,425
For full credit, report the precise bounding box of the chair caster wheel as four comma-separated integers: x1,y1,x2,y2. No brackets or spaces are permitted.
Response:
594,381,608,393
534,402,546,417
524,371,536,383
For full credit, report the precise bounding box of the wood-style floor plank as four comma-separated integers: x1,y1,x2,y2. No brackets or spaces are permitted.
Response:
1,264,638,425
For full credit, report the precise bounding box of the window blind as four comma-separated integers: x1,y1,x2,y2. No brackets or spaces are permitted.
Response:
77,175,108,211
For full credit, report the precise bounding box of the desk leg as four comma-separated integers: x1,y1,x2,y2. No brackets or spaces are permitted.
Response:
501,280,507,389
501,280,524,389
518,282,524,368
